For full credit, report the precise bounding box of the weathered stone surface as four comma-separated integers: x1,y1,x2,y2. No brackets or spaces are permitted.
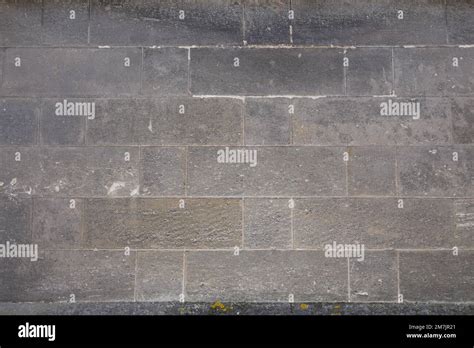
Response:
90,0,243,45
451,98,474,144
135,251,183,302
454,199,474,249
84,198,242,249
400,251,474,302
0,250,135,302
41,99,85,145
293,198,454,249
397,146,474,197
1,48,141,97
32,198,82,249
0,99,39,145
349,250,398,302
0,0,42,46
186,250,348,302
140,147,186,196
0,197,31,244
190,48,344,96
447,0,474,44
244,0,290,44
243,198,291,249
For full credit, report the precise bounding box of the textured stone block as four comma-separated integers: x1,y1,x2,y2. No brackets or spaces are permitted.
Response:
41,99,85,145
244,0,290,44
0,0,42,46
0,99,39,145
0,197,31,244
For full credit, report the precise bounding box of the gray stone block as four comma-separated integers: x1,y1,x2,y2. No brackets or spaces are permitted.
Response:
244,0,290,44
32,198,82,249
397,146,474,197
347,146,396,196
244,98,291,145
243,198,291,249
84,198,242,249
42,0,89,45
0,250,135,302
454,199,474,249
136,251,183,302
185,250,348,302
90,0,243,45
190,48,344,96
0,0,42,46
447,0,474,44
400,251,474,302
140,147,186,196
451,98,474,144
291,0,447,45
0,197,31,244
293,198,454,249
41,99,85,145
349,250,398,302
0,99,39,145
1,48,141,96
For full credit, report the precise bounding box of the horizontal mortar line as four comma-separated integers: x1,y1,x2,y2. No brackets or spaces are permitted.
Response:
1,44,473,49
39,248,474,252
1,144,473,148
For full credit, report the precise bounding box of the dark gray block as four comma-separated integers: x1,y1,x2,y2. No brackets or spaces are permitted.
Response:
454,199,474,249
136,251,183,302
41,99,85,145
42,0,89,45
397,146,474,197
90,0,243,45
86,98,242,145
244,0,290,44
347,146,396,196
400,251,474,302
447,0,474,44
1,48,141,97
244,98,291,145
186,250,348,302
190,48,344,96
0,250,135,302
141,48,189,97
0,147,139,197
84,198,242,249
140,147,186,196
293,198,454,249
451,98,474,144
291,0,447,45
345,48,393,96
0,197,31,244
394,48,474,97
349,251,398,302
0,0,42,46
0,99,39,145
243,198,291,249
32,198,82,249
292,97,452,145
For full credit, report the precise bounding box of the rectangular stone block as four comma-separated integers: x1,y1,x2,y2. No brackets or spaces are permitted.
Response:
243,198,291,249
0,99,39,145
292,97,452,145
0,147,139,197
447,0,474,44
399,251,474,302
140,147,186,196
185,250,348,302
136,251,183,302
291,0,447,45
1,48,141,97
244,98,291,145
141,48,189,96
345,48,393,96
0,197,31,244
244,0,290,44
397,146,474,197
41,99,85,145
293,198,454,249
451,98,474,144
394,48,474,96
32,198,82,249
90,0,243,45
84,198,242,249
190,48,344,96
0,0,42,46
42,0,89,45
86,98,242,145
454,199,474,249
349,250,397,302
347,146,396,196
0,250,135,302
